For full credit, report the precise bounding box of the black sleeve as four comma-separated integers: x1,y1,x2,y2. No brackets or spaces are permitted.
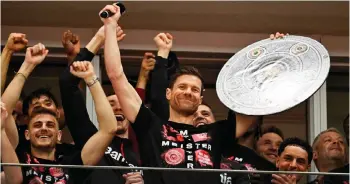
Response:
233,165,251,184
227,110,235,123
131,103,163,167
150,56,170,121
211,119,237,168
62,151,92,184
131,103,161,139
59,48,97,150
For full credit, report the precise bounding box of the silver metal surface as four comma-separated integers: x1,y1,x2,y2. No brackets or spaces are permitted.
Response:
216,35,330,115
1,163,349,176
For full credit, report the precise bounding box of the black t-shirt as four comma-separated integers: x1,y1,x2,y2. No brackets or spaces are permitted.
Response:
323,164,349,184
84,137,142,184
131,104,237,184
17,150,86,184
222,143,276,184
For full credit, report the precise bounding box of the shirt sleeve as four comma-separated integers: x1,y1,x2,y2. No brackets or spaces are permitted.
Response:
59,48,98,150
150,56,170,121
211,119,237,168
135,88,146,101
62,151,92,184
131,103,162,139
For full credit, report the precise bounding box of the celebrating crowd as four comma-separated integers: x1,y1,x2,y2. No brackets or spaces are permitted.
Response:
1,4,349,184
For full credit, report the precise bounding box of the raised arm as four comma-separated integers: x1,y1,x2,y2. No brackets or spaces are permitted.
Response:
59,27,125,149
135,52,156,101
70,61,117,165
1,33,28,94
149,33,173,120
101,4,141,123
61,30,81,65
1,102,23,184
1,43,48,148
59,29,103,149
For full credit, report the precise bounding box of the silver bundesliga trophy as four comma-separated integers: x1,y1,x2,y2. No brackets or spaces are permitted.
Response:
216,35,330,115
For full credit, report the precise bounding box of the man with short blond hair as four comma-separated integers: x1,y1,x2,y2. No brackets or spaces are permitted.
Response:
309,128,348,184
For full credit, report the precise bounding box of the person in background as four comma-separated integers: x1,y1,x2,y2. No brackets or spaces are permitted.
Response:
274,137,313,184
309,128,348,184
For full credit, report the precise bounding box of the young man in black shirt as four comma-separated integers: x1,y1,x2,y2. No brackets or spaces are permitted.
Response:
274,137,313,184
1,43,119,184
222,115,277,184
256,126,284,165
59,24,143,184
101,4,255,184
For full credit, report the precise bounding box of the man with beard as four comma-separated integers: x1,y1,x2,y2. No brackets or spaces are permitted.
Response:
323,116,349,184
13,88,75,157
221,115,277,184
308,128,348,184
274,137,313,184
101,4,256,184
59,24,143,184
256,126,284,165
1,43,118,184
192,102,216,128
192,102,250,183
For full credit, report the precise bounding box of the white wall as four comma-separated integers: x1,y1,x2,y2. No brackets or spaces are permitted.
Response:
1,25,349,56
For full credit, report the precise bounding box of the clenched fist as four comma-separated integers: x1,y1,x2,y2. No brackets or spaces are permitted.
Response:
24,43,49,65
154,33,173,51
5,33,28,52
62,30,80,56
70,61,96,81
140,52,156,79
99,4,121,26
123,172,144,184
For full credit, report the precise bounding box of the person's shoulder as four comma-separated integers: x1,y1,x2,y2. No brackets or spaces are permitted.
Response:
330,164,349,173
56,143,78,158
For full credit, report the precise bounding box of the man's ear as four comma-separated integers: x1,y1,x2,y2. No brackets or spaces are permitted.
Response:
57,130,62,142
313,151,318,160
25,129,30,141
56,109,61,119
275,156,280,168
166,88,172,100
199,96,203,104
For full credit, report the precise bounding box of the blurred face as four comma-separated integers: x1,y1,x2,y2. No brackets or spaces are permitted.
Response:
192,104,215,127
28,95,58,117
314,131,346,164
13,100,28,125
107,95,129,135
57,107,65,129
166,75,202,115
25,114,62,149
256,133,283,164
276,146,310,182
344,117,349,144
